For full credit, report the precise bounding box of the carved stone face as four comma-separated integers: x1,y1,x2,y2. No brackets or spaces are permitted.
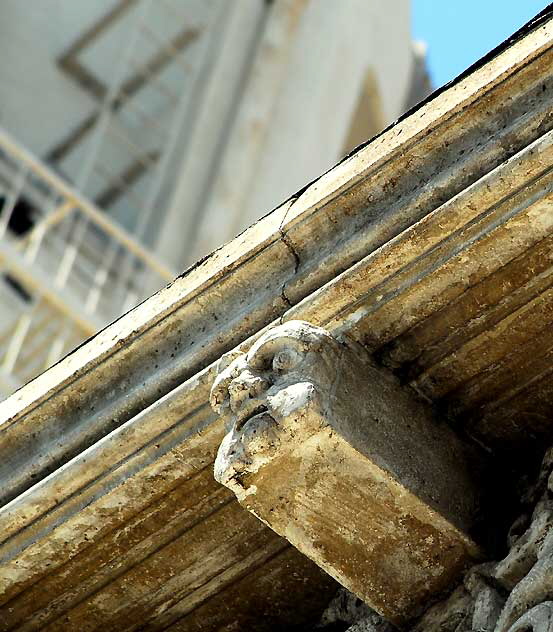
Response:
211,320,344,488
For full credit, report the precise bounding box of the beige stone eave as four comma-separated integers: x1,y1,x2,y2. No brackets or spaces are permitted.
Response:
1,10,553,630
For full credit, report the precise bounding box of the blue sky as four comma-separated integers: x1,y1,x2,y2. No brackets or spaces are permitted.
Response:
413,1,549,89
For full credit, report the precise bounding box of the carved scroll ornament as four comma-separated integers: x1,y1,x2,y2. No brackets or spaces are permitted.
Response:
210,320,343,490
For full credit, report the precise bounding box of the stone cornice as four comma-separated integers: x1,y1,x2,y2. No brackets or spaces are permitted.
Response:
1,14,552,503
1,11,553,630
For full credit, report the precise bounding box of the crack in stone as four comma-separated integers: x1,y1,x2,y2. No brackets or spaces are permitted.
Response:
280,229,300,274
280,285,292,308
278,195,301,275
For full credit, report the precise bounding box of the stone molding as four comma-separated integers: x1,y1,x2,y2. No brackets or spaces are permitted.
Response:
1,12,552,509
0,10,552,630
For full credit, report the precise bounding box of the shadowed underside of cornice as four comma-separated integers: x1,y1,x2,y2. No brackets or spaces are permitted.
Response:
0,8,553,631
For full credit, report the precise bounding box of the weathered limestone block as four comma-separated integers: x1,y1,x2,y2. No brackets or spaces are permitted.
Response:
414,447,553,632
211,320,481,624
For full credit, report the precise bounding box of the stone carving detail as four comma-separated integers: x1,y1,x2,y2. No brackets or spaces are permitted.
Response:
211,320,344,489
414,448,553,632
506,603,553,631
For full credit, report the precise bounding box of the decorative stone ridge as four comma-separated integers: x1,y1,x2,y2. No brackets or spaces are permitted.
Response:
211,320,482,624
414,448,553,632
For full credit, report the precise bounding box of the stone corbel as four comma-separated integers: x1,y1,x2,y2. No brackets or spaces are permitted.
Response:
210,320,481,625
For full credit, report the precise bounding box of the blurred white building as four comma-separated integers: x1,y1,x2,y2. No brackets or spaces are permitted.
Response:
0,0,430,397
